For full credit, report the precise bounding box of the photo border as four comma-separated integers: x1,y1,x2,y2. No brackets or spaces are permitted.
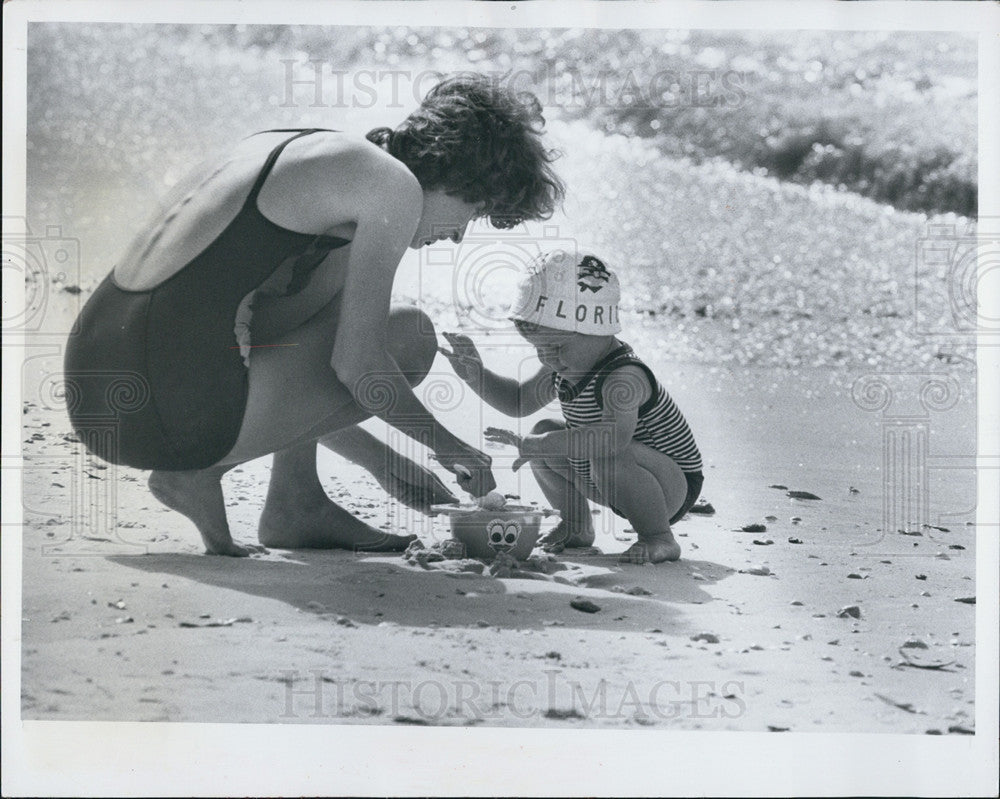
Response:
3,1,997,796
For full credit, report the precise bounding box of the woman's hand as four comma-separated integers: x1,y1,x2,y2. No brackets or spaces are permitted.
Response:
438,332,484,384
434,437,496,497
483,426,538,472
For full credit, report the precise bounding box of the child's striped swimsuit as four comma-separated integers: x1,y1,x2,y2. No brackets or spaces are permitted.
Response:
553,342,704,523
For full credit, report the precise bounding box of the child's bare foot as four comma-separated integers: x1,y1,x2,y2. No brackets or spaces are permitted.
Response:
618,532,681,564
539,519,596,553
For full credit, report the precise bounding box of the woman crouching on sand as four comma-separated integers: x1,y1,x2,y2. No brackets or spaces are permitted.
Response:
64,73,565,556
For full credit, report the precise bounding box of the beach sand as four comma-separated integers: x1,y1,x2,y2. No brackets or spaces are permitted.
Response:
18,310,977,731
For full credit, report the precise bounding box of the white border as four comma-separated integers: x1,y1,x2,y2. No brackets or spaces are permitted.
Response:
3,1,998,796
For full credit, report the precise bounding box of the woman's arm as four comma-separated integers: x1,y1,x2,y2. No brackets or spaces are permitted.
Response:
321,144,494,492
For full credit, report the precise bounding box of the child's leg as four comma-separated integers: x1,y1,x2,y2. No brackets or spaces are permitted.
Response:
590,441,688,564
526,419,595,550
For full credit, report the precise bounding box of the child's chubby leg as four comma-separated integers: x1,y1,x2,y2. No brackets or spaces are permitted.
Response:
526,419,595,551
590,441,688,564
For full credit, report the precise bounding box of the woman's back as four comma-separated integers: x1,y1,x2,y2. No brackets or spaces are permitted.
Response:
113,130,350,291
65,129,353,470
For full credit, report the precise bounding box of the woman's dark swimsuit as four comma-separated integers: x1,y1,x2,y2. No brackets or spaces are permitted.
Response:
64,129,348,471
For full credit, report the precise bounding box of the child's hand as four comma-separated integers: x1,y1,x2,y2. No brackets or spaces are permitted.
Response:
484,426,529,472
438,332,484,383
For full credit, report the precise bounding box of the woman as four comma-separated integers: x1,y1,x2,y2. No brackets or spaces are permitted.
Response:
64,73,565,556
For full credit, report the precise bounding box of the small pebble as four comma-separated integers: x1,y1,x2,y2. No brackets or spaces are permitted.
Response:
837,605,862,619
618,586,652,596
787,537,803,544
690,632,720,644
570,598,601,614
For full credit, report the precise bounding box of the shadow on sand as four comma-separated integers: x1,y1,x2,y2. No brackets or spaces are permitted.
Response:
109,549,735,635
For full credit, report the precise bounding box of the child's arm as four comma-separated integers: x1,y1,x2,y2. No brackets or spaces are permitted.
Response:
486,365,651,465
439,332,556,417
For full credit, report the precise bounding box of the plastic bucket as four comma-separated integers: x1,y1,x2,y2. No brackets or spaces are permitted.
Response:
430,504,544,561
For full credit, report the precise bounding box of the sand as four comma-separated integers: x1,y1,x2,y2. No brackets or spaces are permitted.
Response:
17,318,978,732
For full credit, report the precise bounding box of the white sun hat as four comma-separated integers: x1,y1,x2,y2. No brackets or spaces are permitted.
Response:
509,249,622,335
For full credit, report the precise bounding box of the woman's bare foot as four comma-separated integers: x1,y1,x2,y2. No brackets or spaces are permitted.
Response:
539,519,596,553
148,469,259,556
258,489,414,551
618,532,681,564
258,443,415,551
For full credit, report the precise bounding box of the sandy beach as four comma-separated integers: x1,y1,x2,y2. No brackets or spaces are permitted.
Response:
19,326,978,731
7,20,996,795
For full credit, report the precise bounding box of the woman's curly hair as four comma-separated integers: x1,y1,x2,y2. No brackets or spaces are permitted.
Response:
367,72,565,229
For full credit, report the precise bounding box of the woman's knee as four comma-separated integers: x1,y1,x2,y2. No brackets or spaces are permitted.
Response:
530,417,566,435
386,305,436,386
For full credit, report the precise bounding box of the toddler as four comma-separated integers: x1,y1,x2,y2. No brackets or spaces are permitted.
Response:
439,250,704,564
